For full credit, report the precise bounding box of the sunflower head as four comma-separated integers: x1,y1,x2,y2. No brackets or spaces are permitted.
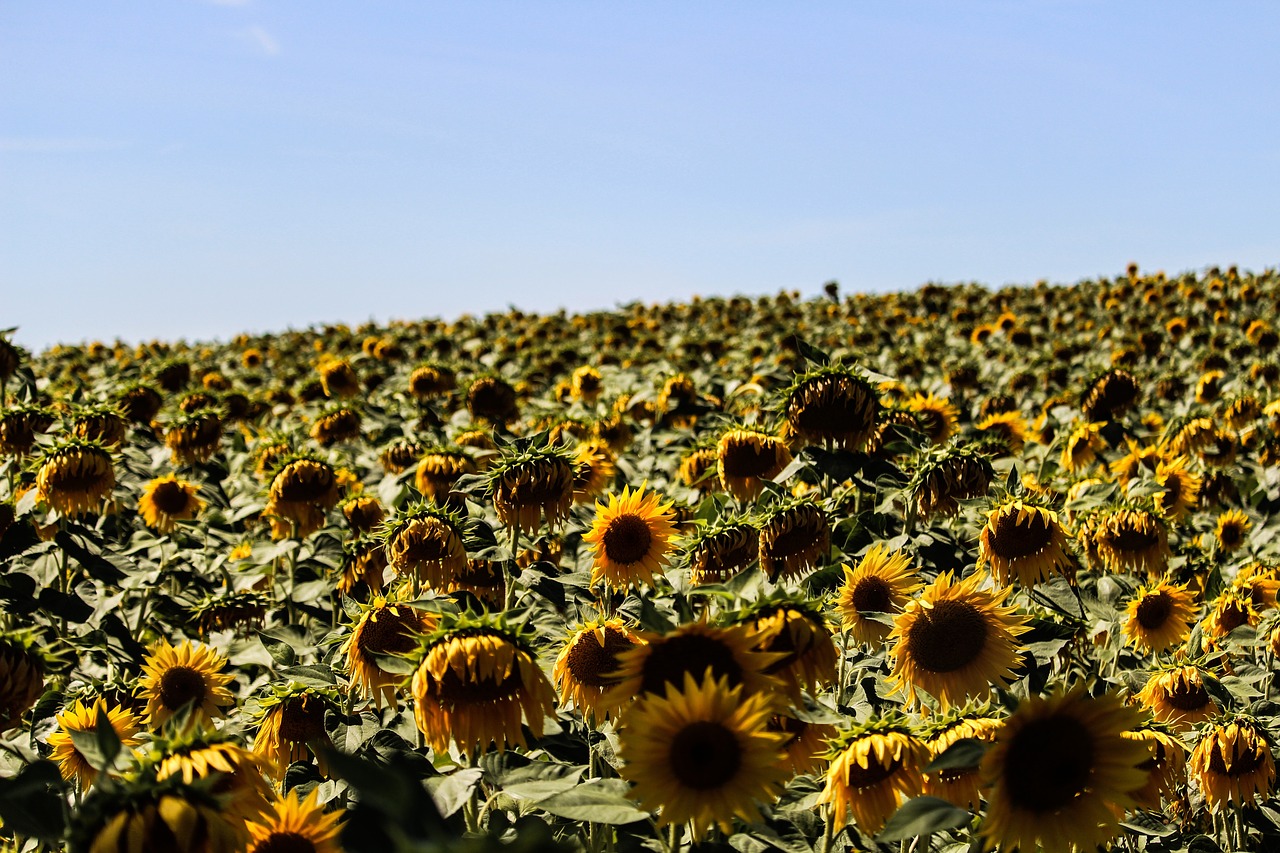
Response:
414,447,475,500
408,363,456,401
757,497,830,581
138,474,204,534
189,590,271,637
137,640,236,730
1121,581,1198,654
245,788,344,853
1086,504,1171,576
716,427,793,502
69,403,129,448
340,494,385,535
344,596,438,709
731,595,837,700
150,725,276,825
553,617,644,718
163,408,223,464
687,516,760,585
46,699,143,789
36,439,115,517
835,543,923,646
1188,716,1277,810
0,404,54,456
919,706,1003,810
251,683,340,780
380,501,469,591
781,364,880,450
908,442,995,518
817,714,930,833
1153,455,1201,520
316,357,360,398
1081,368,1141,422
1214,508,1252,553
678,445,722,494
978,499,1073,587
486,439,575,535
1122,723,1188,811
339,536,388,598
571,439,616,502
379,439,424,474
310,406,361,446
466,374,519,424
582,483,678,589
1137,661,1220,731
904,393,960,445
266,455,341,538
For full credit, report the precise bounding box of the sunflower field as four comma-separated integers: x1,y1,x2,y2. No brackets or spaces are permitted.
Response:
3,264,1280,853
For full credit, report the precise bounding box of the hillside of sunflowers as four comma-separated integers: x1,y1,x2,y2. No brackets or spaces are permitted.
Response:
4,263,1280,853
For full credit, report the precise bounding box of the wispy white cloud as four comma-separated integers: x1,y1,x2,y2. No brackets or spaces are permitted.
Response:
238,25,279,56
0,138,129,153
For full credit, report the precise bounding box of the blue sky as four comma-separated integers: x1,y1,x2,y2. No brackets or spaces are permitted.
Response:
3,1,1278,351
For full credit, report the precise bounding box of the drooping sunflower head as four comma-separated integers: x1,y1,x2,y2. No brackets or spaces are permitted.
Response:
978,499,1073,587
251,683,340,780
781,365,880,450
678,444,722,494
1081,368,1141,422
908,442,995,518
1153,455,1201,520
618,671,788,840
1122,723,1188,811
1202,587,1261,641
36,439,115,518
265,455,341,538
340,493,385,535
919,706,1003,810
408,612,557,756
974,411,1031,456
414,447,474,500
0,629,49,732
716,427,793,502
1188,717,1277,811
817,715,930,834
408,363,456,401
315,356,360,399
835,543,924,646
686,516,760,586
487,441,576,535
46,699,143,789
245,788,344,853
582,483,678,590
163,408,223,464
888,570,1030,709
978,687,1148,853
310,406,362,446
338,536,388,598
0,404,54,456
380,501,469,592
138,474,204,534
378,438,423,475
344,597,438,710
553,617,644,718
770,710,839,775
466,374,519,425
1087,505,1171,576
732,595,837,700
1137,662,1220,731
1108,439,1162,482
69,403,129,448
116,382,164,425
1060,421,1106,473
757,497,830,581
1121,581,1198,654
189,590,271,637
571,364,604,402
137,640,236,730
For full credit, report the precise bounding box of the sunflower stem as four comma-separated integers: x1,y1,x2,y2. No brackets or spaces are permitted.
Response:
836,626,851,708
667,822,681,853
819,808,834,853
505,524,520,611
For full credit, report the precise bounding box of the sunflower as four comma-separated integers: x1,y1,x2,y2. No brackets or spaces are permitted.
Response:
583,484,677,589
467,374,519,424
716,428,793,501
414,448,474,501
74,782,243,853
1081,368,1141,422
1153,455,1201,520
1188,717,1277,810
47,700,142,789
1201,588,1261,641
1088,506,1171,576
70,404,128,447
783,366,880,450
1122,724,1187,811
317,357,360,398
118,383,163,424
888,570,1030,709
153,729,276,826
978,687,1147,853
737,599,837,701
678,446,722,494
1121,582,1198,653
137,640,236,729
341,494,385,534
771,712,838,775
687,519,759,585
977,499,1073,587
1060,421,1105,473
571,439,616,502
1214,508,1251,552
835,543,923,646
1137,663,1220,731
245,789,344,853
0,405,53,456
0,633,46,731
380,439,424,474
36,440,115,517
339,537,387,598
905,393,959,445
618,672,787,840
602,621,782,710
921,711,1003,810
266,456,340,537
163,409,222,464
909,443,994,518
310,407,361,446
408,364,456,401
344,597,437,709
757,498,829,580
138,474,204,533
552,618,644,718
817,717,929,833
571,364,603,402
190,591,270,637
252,687,338,779
410,615,558,755
974,411,1030,455
488,444,575,535
1109,440,1162,482
382,503,468,592
448,558,507,609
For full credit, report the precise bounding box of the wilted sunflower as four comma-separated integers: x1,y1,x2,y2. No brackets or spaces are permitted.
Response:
1214,508,1251,552
449,558,507,609
70,404,128,447
310,407,361,446
602,620,782,710
974,411,1030,455
978,688,1147,853
782,365,879,450
908,442,995,518
1153,455,1201,520
1081,368,1141,422
466,374,519,424
620,672,787,840
888,570,1030,709
1122,724,1187,811
245,789,344,853
1122,581,1198,653
1137,663,1220,731
0,631,46,731
583,483,677,589
138,474,204,533
190,590,270,636
163,409,222,464
817,716,929,834
117,383,163,424
678,445,722,494
905,392,960,445
835,543,923,645
36,440,115,517
0,405,53,456
1201,588,1261,641
266,456,340,538
770,712,838,775
977,499,1073,587
570,364,603,402
488,443,575,535
47,700,142,789
137,640,235,729
757,498,829,580
317,357,360,398
687,518,759,585
408,363,456,401
410,614,557,755
1060,421,1105,473
340,494,384,534
379,439,424,474
1088,506,1171,575
571,439,616,502
252,686,338,779
153,728,276,826
736,598,837,701
72,776,243,853
338,536,387,598
382,502,468,592
1188,717,1276,810
921,710,1003,810
415,448,474,501
344,597,437,709
716,428,793,501
552,618,643,718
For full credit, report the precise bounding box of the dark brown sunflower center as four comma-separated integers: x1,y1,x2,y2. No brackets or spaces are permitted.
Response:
566,628,635,687
151,481,192,514
393,521,459,562
1216,601,1250,633
1207,736,1268,777
158,666,207,710
720,440,779,478
639,635,743,696
1002,715,1094,812
251,831,319,853
904,599,988,673
1220,523,1245,548
1135,593,1173,630
1108,524,1158,552
989,510,1052,560
602,514,653,565
357,609,421,660
1161,475,1182,507
433,660,523,704
851,576,893,613
278,697,328,743
668,721,742,790
1165,679,1210,711
845,754,902,789
790,383,874,438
